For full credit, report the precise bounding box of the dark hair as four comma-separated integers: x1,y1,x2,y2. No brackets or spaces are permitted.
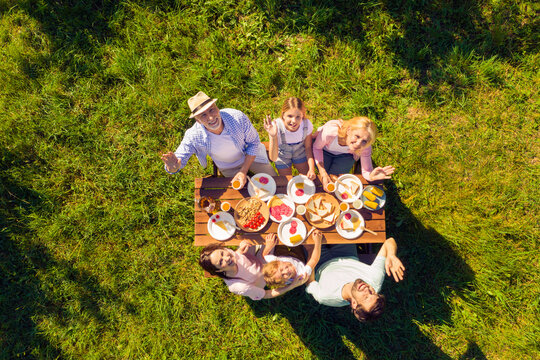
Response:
199,243,229,279
352,294,386,322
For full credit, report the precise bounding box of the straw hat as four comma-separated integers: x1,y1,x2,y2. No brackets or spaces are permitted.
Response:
188,91,217,118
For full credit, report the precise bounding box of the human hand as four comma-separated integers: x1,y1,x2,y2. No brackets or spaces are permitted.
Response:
237,240,252,254
263,115,277,137
306,168,316,181
385,254,405,282
311,229,323,245
231,172,247,189
369,166,395,181
321,174,332,193
290,273,308,288
161,152,181,173
265,233,278,249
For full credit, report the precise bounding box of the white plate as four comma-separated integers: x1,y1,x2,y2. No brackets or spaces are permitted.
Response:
335,210,365,239
360,185,386,211
277,217,307,247
207,212,236,241
286,175,316,204
267,194,296,223
247,173,276,201
335,174,363,203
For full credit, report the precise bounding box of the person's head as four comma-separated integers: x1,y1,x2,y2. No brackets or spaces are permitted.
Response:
280,97,307,132
338,117,377,154
198,243,236,278
262,260,297,287
350,279,386,322
188,91,222,133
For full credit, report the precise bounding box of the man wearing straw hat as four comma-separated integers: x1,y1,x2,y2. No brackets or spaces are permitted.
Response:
161,92,276,187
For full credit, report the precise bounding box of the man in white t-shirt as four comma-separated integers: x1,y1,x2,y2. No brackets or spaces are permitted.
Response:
305,238,405,322
161,92,276,188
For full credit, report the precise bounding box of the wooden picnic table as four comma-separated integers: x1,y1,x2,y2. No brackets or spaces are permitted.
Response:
194,175,386,246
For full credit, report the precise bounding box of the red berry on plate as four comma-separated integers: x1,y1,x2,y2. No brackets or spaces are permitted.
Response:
212,219,216,223
259,176,269,184
295,189,304,196
344,213,352,220
341,193,348,199
216,215,220,219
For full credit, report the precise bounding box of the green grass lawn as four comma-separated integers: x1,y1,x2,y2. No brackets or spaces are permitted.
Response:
1,0,538,359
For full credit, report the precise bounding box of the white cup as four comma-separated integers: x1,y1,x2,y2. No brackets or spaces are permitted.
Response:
325,182,336,192
352,199,363,209
221,201,231,211
296,204,306,216
232,179,243,190
339,202,349,212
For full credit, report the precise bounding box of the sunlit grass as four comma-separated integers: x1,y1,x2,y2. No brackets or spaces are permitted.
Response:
1,0,538,359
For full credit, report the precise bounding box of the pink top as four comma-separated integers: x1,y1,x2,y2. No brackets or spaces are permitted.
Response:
313,120,373,180
223,248,267,300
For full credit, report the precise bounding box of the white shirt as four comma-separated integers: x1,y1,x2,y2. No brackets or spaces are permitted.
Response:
324,136,351,155
208,132,245,169
264,254,312,284
276,118,314,145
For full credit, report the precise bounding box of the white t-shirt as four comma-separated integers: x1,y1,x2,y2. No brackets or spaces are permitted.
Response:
276,118,314,145
264,254,312,285
208,132,245,169
324,136,351,156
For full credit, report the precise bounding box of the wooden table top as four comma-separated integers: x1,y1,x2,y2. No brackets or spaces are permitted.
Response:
194,175,386,246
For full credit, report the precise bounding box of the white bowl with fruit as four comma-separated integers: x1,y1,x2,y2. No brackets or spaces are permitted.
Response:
277,217,307,247
335,210,365,239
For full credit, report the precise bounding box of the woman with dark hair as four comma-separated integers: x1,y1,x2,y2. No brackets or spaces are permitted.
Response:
199,237,307,300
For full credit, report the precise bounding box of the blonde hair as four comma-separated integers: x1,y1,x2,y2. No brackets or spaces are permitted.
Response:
262,261,287,287
337,117,377,155
280,97,307,119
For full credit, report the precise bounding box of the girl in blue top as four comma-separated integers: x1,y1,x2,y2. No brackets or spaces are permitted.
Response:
263,97,317,180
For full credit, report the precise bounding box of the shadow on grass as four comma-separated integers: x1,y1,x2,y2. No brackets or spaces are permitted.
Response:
255,0,535,94
247,178,482,359
0,151,137,359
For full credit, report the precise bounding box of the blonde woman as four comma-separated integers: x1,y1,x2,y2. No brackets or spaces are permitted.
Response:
313,117,394,192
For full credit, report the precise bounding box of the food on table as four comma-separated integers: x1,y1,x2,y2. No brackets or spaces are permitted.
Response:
237,198,267,230
258,176,269,184
232,180,241,189
339,213,361,231
295,189,304,196
269,196,293,221
364,200,378,210
289,234,303,244
296,182,304,189
215,221,228,231
305,193,339,228
363,190,377,201
371,186,383,197
350,182,360,196
326,183,336,192
341,192,350,200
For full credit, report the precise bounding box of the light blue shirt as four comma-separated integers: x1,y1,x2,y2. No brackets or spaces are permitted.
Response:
305,256,386,307
166,108,268,173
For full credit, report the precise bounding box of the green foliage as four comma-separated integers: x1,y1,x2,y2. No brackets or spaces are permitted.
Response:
0,0,538,359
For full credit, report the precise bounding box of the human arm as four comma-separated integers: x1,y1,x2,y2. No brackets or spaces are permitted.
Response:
264,115,279,162
262,273,308,299
378,237,405,282
360,147,395,181
303,130,317,180
312,122,338,192
305,230,322,270
230,155,256,188
262,233,278,258
161,152,182,174
236,240,254,255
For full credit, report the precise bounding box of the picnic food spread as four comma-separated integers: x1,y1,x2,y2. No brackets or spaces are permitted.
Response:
304,193,340,229
235,197,269,231
361,185,386,211
268,195,294,222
